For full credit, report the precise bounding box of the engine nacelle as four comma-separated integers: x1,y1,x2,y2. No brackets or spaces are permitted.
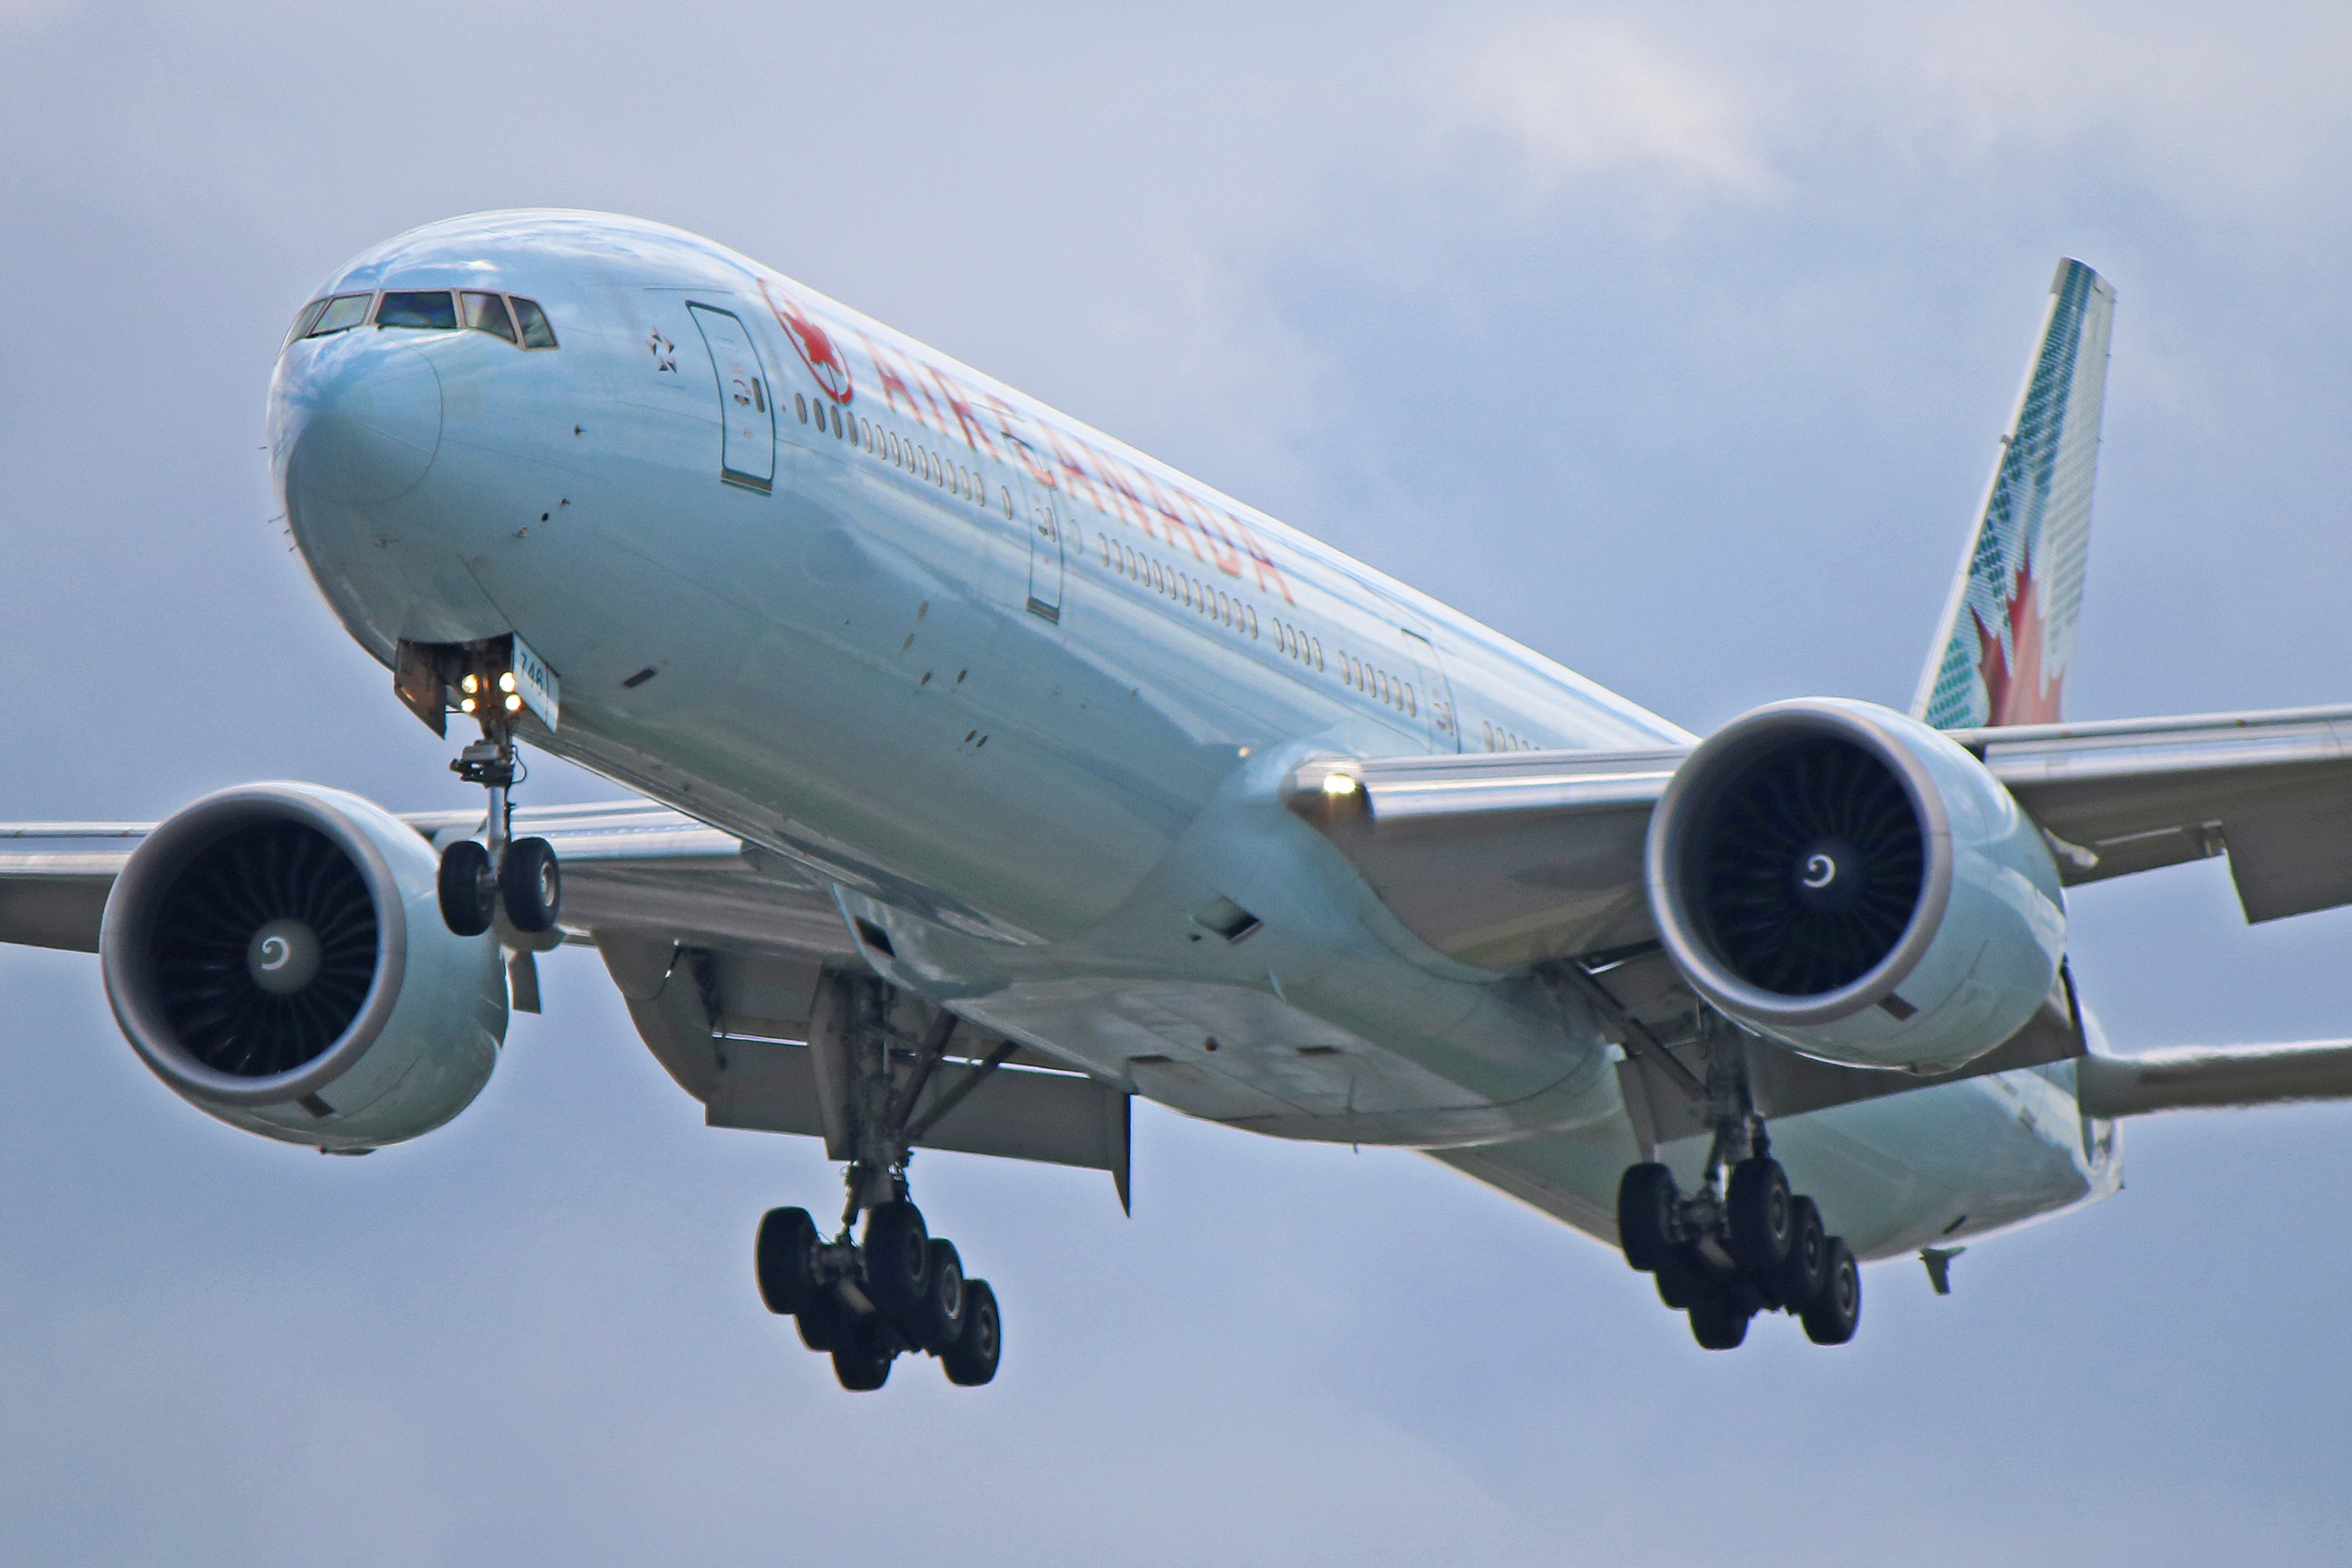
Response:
100,783,508,1151
1647,699,2064,1073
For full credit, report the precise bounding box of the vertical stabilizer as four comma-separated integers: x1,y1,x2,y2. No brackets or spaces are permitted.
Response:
1913,260,2116,730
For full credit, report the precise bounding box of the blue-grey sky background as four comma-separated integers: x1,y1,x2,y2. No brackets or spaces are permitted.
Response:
4,2,2350,1562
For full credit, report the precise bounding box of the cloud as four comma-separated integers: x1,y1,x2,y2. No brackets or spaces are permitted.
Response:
1444,18,1779,201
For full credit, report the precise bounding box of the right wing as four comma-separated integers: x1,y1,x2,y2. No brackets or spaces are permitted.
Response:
0,799,1130,1192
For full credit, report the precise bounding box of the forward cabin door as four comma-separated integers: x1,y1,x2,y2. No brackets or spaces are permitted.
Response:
1401,629,1461,752
687,303,775,493
1025,487,1065,623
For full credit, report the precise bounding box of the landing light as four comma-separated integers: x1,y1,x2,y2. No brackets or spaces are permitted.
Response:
459,697,477,714
498,672,518,694
1321,773,1359,797
503,694,523,713
460,674,480,695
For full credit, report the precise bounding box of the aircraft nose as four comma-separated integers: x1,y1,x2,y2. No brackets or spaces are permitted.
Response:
275,334,443,507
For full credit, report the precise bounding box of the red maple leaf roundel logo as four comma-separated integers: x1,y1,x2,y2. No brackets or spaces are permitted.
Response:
759,277,854,404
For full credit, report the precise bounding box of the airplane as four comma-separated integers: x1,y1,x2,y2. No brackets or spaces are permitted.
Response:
9,210,2352,1389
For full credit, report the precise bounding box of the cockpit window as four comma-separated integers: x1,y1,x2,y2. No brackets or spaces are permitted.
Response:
509,296,558,349
376,291,458,330
285,298,330,347
306,293,374,338
461,291,517,343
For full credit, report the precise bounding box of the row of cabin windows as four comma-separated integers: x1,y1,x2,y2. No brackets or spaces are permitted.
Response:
288,290,557,349
1269,617,1321,671
778,370,1433,731
1484,722,1535,752
1102,537,1260,639
1337,650,1416,717
792,392,1008,516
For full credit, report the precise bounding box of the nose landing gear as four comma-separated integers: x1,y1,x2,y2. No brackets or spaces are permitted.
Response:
436,720,561,939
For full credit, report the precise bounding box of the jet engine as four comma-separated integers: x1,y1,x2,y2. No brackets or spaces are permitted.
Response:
100,783,508,1151
1647,699,2064,1073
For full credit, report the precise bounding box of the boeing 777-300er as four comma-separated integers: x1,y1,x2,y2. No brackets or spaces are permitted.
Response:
13,211,2352,1386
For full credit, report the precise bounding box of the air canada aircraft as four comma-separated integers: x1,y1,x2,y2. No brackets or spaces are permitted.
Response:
13,212,2352,1387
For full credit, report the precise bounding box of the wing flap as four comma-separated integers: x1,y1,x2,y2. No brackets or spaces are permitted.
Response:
1964,704,2352,918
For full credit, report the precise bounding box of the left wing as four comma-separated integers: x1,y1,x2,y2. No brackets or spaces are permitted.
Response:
1283,701,2352,971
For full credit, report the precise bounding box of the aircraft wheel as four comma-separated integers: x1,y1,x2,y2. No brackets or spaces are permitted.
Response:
1616,1163,1679,1271
1800,1237,1862,1345
832,1333,893,1392
437,840,495,936
1771,1196,1829,1311
1726,1156,1793,1272
498,836,561,933
796,1289,849,1353
1688,1291,1749,1351
921,1239,967,1352
1653,1247,1707,1310
942,1279,1001,1386
755,1207,820,1315
862,1201,931,1318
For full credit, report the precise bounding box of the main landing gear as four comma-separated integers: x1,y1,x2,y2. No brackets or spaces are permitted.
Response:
754,976,1004,1389
755,1195,1001,1390
1617,1127,1860,1350
435,719,561,940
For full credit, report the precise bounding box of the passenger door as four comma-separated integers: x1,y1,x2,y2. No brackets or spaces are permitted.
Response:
686,303,775,493
1401,629,1461,752
1025,490,1065,623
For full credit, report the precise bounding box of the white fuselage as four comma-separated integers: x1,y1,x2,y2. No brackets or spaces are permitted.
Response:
270,211,2118,1263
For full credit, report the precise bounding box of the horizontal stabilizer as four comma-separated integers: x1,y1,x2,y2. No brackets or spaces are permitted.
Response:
2078,1042,2352,1118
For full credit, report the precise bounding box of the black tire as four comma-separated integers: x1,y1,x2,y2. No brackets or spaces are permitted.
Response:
755,1207,820,1316
921,1239,967,1352
832,1334,892,1391
1688,1292,1749,1350
943,1278,1001,1386
1616,1163,1679,1272
499,836,561,933
1653,1247,1707,1310
795,1288,848,1353
1726,1157,1793,1273
1770,1196,1829,1312
862,1201,930,1318
437,840,495,937
1800,1236,1862,1345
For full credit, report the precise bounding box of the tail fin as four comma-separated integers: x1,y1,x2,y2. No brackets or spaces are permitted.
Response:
1913,259,2117,730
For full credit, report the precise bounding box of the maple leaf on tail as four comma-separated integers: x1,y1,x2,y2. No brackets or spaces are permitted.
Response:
1969,559,2065,726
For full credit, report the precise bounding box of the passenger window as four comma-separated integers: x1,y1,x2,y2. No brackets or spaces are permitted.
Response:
1247,606,1258,637
285,299,329,347
1312,638,1323,671
1406,685,1417,716
1001,486,1014,520
510,296,559,348
461,292,517,343
309,293,373,337
795,394,808,424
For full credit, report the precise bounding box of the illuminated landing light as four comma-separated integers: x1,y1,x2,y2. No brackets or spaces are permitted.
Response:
1321,773,1359,797
461,674,481,695
459,697,477,714
498,672,518,694
503,694,523,713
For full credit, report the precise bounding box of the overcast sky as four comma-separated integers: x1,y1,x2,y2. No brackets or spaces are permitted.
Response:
4,2,2351,1563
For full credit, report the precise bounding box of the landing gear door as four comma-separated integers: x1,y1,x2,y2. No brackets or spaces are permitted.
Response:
1025,494,1065,624
686,303,775,494
1401,629,1461,753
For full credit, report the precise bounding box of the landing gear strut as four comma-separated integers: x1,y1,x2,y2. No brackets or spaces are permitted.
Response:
754,975,1005,1390
436,713,560,939
1617,1120,1861,1349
